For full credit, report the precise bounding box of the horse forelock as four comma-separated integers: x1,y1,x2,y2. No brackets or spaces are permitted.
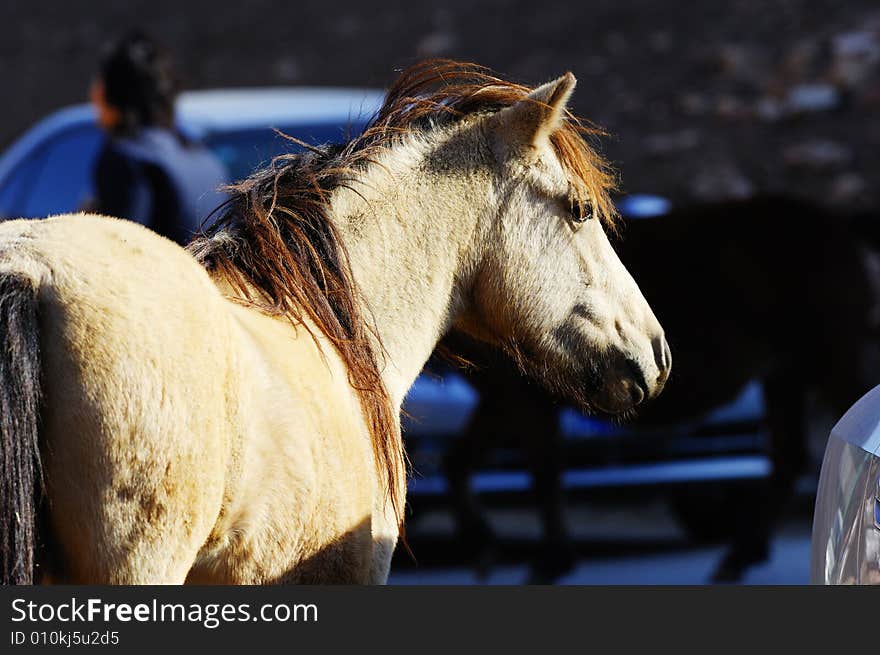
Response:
188,59,617,528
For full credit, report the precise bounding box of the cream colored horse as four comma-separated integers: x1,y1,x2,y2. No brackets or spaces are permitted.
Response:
0,61,670,585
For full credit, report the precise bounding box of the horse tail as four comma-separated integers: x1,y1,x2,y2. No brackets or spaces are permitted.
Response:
0,272,43,585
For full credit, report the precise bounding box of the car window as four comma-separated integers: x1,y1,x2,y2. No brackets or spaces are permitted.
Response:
205,122,366,182
0,125,103,219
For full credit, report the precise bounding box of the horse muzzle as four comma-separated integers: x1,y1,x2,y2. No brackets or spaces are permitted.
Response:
593,335,671,414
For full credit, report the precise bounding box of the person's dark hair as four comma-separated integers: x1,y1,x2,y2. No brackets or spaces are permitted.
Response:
99,30,178,134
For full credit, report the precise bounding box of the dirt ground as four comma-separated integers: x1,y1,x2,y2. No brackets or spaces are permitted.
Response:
3,0,880,209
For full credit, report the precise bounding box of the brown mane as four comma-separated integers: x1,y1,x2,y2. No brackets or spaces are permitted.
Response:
188,59,617,527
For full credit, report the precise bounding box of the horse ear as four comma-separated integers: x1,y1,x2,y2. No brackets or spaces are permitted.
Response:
491,72,577,158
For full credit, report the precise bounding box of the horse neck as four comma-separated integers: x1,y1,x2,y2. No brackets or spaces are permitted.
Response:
331,138,491,407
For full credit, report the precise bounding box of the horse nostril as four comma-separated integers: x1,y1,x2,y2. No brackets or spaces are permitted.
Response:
625,358,649,401
653,336,671,374
628,380,645,404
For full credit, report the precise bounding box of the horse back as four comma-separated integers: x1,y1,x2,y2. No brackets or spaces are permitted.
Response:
0,214,388,583
0,214,234,582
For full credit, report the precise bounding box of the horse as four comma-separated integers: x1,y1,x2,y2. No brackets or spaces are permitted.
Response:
0,60,671,585
439,195,880,583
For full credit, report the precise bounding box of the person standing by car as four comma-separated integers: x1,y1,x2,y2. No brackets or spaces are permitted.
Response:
88,30,229,245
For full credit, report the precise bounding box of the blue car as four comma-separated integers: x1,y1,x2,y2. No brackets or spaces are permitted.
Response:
0,90,769,512
0,87,385,219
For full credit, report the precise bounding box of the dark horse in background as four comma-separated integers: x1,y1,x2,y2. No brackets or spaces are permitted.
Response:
434,195,880,583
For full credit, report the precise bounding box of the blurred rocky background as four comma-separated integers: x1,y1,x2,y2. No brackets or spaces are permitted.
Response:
3,0,879,208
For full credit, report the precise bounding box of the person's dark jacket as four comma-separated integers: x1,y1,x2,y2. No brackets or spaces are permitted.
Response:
92,128,229,245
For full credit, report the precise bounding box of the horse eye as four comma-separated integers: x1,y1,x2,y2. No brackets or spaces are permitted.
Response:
569,199,593,223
